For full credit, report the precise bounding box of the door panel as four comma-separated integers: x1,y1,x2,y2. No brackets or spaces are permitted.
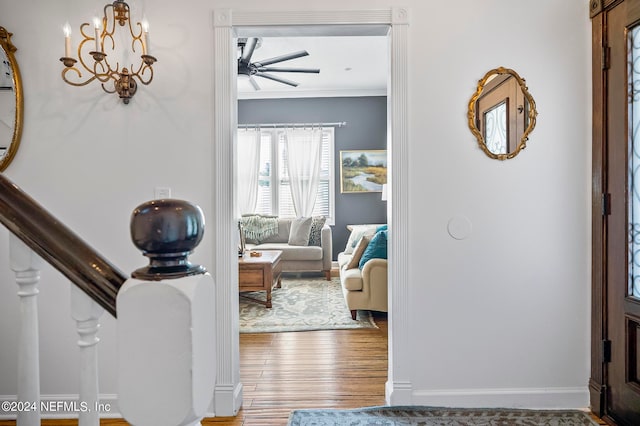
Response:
601,1,640,423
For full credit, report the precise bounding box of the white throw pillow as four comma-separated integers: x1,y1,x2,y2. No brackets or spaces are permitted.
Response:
346,236,371,269
288,216,313,246
344,224,382,254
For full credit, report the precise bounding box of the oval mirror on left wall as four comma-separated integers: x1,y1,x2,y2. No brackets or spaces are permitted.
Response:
0,26,23,172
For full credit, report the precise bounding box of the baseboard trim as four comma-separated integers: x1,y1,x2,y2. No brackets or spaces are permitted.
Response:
411,386,590,409
0,394,121,419
211,382,243,417
386,380,413,405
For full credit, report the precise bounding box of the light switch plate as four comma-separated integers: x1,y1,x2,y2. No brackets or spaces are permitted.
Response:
154,187,172,199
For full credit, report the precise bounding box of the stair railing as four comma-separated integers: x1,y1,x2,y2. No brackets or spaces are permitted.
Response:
0,174,126,316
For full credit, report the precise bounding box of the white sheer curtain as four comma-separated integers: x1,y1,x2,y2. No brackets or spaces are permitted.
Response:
284,127,323,217
237,128,261,215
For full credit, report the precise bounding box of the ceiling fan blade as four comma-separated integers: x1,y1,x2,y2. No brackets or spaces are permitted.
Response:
240,37,258,64
254,50,309,67
249,76,261,91
258,67,320,74
255,72,299,87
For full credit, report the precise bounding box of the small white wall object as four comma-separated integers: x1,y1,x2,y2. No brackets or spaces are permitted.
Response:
117,273,216,426
70,285,105,426
10,234,42,426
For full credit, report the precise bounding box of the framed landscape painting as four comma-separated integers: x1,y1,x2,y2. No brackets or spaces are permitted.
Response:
340,150,387,193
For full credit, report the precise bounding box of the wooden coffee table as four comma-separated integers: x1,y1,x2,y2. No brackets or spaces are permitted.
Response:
238,250,283,308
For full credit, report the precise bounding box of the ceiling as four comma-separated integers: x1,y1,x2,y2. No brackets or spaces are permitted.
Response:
237,36,389,99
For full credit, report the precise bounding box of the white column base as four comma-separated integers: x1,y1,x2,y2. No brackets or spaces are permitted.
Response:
212,382,243,417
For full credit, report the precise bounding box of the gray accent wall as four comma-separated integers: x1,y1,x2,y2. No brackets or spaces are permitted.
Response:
238,96,388,260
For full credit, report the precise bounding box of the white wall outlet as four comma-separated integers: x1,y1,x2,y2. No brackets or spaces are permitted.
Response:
154,187,172,199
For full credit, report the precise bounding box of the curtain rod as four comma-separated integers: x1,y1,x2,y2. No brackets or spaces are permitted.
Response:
238,121,347,129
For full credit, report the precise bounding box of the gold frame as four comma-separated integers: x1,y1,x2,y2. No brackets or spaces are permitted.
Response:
467,67,537,160
0,26,23,172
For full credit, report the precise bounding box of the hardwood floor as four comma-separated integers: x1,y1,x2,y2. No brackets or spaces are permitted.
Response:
207,311,388,425
0,312,389,426
0,312,608,425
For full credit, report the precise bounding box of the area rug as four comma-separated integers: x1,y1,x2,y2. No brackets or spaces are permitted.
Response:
239,276,377,333
287,406,599,426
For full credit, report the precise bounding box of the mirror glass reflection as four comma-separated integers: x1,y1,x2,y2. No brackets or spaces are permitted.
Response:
484,101,507,154
0,26,22,171
0,45,15,160
468,67,537,160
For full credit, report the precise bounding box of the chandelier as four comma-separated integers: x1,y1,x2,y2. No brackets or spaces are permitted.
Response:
59,0,157,104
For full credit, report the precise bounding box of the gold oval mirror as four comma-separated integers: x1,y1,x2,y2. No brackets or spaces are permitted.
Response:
0,26,23,171
468,67,537,160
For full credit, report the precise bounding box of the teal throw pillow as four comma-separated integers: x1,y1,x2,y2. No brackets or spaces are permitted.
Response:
359,229,387,269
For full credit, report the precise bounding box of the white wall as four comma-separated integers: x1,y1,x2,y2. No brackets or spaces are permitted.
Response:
404,0,592,407
0,0,591,416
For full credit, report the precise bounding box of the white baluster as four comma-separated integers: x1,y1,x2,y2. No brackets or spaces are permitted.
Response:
70,285,104,426
10,234,42,426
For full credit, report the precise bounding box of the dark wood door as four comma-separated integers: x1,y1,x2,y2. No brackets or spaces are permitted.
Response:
593,1,640,424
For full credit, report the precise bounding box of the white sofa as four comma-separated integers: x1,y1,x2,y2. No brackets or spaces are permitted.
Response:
336,225,388,319
243,217,332,280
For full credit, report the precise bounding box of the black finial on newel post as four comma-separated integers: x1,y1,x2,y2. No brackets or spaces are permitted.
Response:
130,199,206,280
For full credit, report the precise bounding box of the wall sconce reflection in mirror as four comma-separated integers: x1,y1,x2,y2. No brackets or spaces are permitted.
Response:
59,0,157,104
468,67,537,160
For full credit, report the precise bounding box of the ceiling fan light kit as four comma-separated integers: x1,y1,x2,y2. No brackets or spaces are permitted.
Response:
237,37,319,91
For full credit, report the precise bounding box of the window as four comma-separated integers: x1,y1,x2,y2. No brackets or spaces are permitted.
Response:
248,127,335,224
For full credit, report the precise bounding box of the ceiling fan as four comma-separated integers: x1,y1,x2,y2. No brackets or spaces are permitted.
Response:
237,37,320,91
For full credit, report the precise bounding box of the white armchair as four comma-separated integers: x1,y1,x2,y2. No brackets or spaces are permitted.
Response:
338,255,388,319
337,223,388,320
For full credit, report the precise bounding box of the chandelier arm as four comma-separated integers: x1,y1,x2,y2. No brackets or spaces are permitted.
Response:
130,35,142,55
61,67,101,87
133,65,154,85
76,32,98,73
131,59,151,78
90,60,112,84
101,81,117,94
103,33,115,53
94,72,112,84
79,23,93,41
128,15,142,38
131,61,143,76
104,2,116,38
128,20,144,55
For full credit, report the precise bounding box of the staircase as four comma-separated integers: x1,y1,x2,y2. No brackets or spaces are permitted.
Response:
0,174,216,426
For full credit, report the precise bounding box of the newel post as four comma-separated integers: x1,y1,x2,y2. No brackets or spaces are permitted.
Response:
117,200,216,426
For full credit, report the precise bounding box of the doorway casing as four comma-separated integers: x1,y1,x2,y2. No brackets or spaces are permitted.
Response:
211,8,411,416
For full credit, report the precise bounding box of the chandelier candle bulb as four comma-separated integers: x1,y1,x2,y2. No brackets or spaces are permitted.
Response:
142,18,150,56
63,23,71,58
92,17,101,52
